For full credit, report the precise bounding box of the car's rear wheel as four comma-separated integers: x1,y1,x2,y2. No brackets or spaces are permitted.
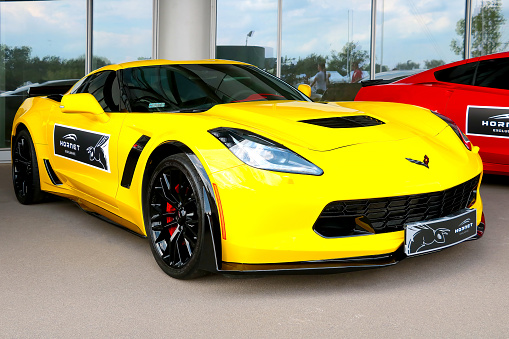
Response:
145,154,206,279
12,129,45,205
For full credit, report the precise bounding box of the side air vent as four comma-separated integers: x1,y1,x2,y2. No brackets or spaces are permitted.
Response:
300,115,384,128
43,159,63,185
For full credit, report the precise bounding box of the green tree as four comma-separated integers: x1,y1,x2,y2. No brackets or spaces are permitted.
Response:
281,56,297,85
395,60,420,70
294,53,327,78
424,59,445,69
375,63,389,73
281,54,327,86
451,0,506,57
0,44,112,91
328,42,369,76
0,45,33,90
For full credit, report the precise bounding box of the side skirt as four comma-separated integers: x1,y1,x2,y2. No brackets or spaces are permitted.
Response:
71,196,146,237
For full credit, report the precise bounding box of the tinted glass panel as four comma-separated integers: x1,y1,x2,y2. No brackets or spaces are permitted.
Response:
475,58,509,90
216,0,277,74
0,0,86,149
122,64,309,113
76,71,120,112
434,63,477,85
281,0,371,102
92,0,152,69
377,0,465,73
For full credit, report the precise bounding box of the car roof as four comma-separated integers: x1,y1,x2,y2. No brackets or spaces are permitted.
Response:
393,51,509,85
90,58,251,74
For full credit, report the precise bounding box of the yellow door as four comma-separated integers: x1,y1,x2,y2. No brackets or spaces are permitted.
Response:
47,70,127,209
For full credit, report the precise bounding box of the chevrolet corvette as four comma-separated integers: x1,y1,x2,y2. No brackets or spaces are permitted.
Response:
11,59,485,279
356,51,509,176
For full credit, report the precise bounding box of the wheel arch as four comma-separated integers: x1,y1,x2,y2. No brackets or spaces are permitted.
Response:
141,141,223,273
12,121,29,143
11,122,42,162
11,97,50,145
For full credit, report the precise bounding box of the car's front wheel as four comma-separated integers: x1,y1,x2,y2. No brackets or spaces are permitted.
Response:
145,154,206,279
11,129,45,205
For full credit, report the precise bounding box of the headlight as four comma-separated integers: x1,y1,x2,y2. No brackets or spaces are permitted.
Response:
209,127,323,175
432,111,472,151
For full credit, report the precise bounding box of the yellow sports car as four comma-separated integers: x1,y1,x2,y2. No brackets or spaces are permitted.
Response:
11,60,485,279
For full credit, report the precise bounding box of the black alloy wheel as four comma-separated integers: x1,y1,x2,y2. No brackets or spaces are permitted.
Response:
12,129,45,204
145,154,206,279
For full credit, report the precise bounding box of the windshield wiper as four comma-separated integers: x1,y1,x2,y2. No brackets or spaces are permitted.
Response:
170,108,209,113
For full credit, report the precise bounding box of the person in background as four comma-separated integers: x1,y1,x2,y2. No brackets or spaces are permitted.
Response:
351,62,363,83
310,62,329,94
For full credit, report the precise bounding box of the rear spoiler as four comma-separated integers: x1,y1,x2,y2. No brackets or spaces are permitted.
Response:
28,83,75,97
360,79,394,87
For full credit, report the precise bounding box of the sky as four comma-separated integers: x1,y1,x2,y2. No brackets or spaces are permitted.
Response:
0,0,152,63
1,0,509,71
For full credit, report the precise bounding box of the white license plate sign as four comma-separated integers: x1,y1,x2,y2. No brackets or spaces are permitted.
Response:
405,209,477,256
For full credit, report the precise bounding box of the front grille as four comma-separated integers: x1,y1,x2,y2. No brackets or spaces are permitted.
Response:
315,175,480,235
300,115,384,128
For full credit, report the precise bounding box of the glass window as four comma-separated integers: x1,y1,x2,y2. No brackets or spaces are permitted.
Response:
123,66,216,112
216,0,278,74
475,58,509,90
377,0,465,74
93,0,152,70
468,0,509,57
434,62,477,85
281,0,371,101
121,64,309,113
0,0,86,149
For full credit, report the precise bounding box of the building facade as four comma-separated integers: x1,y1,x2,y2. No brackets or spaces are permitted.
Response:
1,0,508,161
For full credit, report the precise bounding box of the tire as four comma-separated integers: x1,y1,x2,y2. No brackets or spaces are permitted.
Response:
11,129,45,205
145,154,206,279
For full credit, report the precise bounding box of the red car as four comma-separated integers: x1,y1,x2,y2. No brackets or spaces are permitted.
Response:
356,52,509,175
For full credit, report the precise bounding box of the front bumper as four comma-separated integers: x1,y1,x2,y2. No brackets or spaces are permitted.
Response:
209,162,483,266
220,216,485,274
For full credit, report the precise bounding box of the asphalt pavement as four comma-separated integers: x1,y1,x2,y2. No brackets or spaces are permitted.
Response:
1,163,508,338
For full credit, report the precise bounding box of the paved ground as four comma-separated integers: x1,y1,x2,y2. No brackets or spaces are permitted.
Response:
1,163,508,338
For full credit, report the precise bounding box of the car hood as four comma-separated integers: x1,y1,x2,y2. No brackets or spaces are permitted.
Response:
204,101,447,151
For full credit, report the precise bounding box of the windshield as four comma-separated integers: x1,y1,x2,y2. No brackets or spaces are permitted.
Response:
121,64,310,113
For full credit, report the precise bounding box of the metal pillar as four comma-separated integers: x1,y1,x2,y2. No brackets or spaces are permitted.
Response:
152,0,159,59
465,0,472,59
86,0,93,74
277,0,282,78
210,0,217,59
370,0,377,79
154,0,213,60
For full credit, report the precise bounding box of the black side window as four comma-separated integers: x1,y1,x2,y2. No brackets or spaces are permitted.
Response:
74,71,120,112
474,58,509,90
434,63,476,85
70,77,88,94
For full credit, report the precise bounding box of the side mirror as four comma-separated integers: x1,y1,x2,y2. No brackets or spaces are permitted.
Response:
60,93,109,123
298,84,312,98
60,93,104,115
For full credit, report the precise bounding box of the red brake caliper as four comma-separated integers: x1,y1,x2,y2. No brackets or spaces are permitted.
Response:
166,202,177,235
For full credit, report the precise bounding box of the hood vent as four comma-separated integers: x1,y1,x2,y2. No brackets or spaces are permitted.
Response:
300,115,384,128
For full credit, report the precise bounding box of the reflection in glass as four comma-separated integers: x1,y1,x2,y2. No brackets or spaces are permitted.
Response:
0,0,86,148
376,0,464,75
216,0,278,74
281,0,371,102
451,0,507,57
92,0,152,69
